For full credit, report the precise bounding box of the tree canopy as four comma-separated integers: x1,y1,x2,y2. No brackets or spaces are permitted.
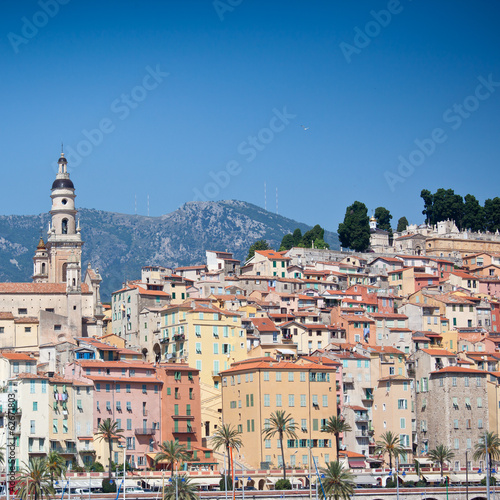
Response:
279,225,329,250
420,188,500,232
396,216,409,232
338,201,370,252
374,207,392,232
246,239,271,260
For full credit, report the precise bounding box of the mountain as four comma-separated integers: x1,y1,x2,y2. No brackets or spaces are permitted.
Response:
0,200,339,299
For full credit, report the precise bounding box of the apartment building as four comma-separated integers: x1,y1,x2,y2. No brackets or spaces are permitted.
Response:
220,357,338,470
66,360,162,471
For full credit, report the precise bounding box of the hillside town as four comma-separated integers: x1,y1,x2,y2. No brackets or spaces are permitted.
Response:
2,152,500,492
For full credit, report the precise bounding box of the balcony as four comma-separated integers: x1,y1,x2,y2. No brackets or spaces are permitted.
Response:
342,374,354,383
355,430,368,438
135,428,156,435
172,427,196,434
50,447,77,455
173,334,185,341
212,371,221,378
160,337,170,344
355,414,369,422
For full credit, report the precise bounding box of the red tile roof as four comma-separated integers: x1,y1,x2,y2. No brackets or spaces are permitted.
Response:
0,283,90,294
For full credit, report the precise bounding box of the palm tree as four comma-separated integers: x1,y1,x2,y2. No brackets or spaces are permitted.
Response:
473,432,500,480
17,458,54,500
374,431,404,470
45,451,66,488
210,424,243,480
320,461,355,500
155,441,191,477
163,475,198,500
322,416,352,459
428,444,455,478
262,410,298,481
95,418,124,480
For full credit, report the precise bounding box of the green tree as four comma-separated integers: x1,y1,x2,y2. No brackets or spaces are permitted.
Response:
321,416,352,459
462,194,484,231
338,201,370,251
262,410,298,481
420,188,464,226
428,444,455,478
301,224,329,249
210,424,243,482
473,432,500,482
45,451,66,488
95,418,124,480
292,228,303,246
155,441,191,477
484,197,500,232
17,458,54,500
246,239,271,260
374,207,393,232
374,431,404,470
421,189,434,224
396,216,409,232
279,233,295,251
163,475,199,500
320,461,355,500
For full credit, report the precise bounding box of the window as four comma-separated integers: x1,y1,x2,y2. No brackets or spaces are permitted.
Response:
400,418,406,429
30,420,35,433
322,395,328,407
276,372,282,382
263,394,270,407
288,372,294,382
300,372,306,382
477,397,483,408
126,384,131,393
33,402,38,411
263,372,269,381
398,399,407,410
300,394,306,407
276,394,282,407
288,394,295,407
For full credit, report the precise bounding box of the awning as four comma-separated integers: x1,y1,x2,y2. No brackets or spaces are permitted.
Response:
399,474,420,482
190,478,221,486
65,479,103,489
348,460,366,468
266,477,279,484
276,349,295,355
353,475,378,486
289,478,303,486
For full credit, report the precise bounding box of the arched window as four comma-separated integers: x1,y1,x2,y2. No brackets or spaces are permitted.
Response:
62,263,67,282
41,263,46,275
62,219,68,234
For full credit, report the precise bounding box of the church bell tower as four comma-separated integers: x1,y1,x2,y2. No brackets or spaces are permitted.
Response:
45,152,83,284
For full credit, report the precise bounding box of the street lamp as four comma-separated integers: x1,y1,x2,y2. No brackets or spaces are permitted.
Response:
117,444,126,500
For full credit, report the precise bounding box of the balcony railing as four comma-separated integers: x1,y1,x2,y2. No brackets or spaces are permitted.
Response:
355,414,369,422
50,447,77,455
172,427,196,434
134,428,156,435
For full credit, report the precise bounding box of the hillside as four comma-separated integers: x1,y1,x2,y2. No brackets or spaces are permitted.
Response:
0,200,339,299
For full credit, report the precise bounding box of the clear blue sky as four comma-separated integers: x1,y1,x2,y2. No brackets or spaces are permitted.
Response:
1,0,500,233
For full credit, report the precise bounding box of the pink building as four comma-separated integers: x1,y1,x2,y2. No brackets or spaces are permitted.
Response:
66,360,162,470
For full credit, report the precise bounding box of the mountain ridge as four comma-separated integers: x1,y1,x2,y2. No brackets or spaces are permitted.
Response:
0,200,339,299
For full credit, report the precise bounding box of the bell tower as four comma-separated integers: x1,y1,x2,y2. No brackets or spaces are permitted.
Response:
46,152,83,284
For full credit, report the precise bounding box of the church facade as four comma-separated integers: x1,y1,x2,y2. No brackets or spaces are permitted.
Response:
0,152,104,353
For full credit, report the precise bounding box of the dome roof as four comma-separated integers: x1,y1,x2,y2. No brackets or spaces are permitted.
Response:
51,178,74,190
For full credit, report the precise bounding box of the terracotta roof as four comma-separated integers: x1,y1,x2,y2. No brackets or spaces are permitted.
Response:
1,352,36,361
86,375,162,384
76,360,155,369
420,348,456,356
0,312,15,320
250,317,278,333
430,366,488,375
369,313,408,319
255,250,291,261
0,283,90,294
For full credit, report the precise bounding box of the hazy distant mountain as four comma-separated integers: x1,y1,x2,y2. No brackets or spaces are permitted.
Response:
0,200,339,299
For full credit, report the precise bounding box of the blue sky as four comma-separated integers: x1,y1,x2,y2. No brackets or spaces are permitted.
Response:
1,0,500,233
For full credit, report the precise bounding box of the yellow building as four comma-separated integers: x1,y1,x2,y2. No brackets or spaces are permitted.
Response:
368,346,413,463
160,301,247,437
220,357,338,470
